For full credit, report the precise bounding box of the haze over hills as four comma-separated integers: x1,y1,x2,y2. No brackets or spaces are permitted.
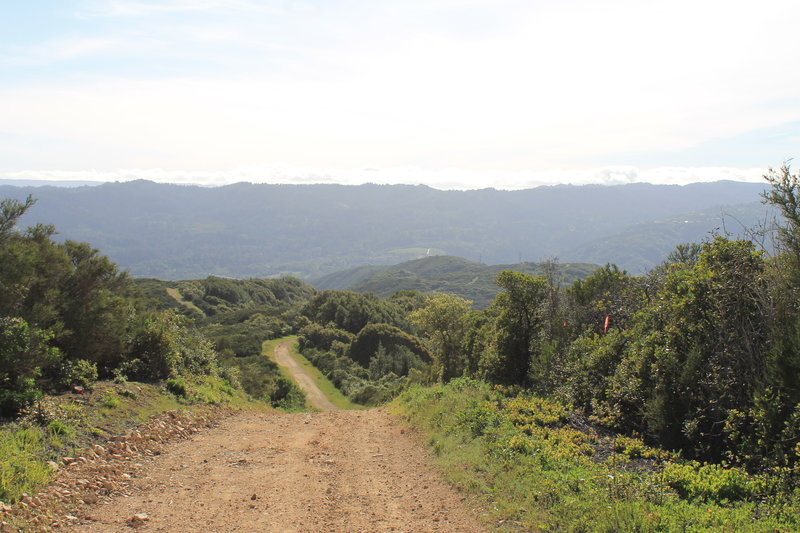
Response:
0,179,773,280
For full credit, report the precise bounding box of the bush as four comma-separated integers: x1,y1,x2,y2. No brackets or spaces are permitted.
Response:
166,377,188,398
58,359,98,390
126,311,219,381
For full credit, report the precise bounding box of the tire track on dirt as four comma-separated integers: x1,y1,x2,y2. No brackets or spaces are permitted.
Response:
65,409,486,532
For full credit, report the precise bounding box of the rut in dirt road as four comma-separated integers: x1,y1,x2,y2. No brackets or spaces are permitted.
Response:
66,409,486,532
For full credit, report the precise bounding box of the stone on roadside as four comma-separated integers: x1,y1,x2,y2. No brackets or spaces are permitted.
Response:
127,513,150,528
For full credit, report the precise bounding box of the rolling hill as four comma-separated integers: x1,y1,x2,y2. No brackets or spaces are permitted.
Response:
313,255,599,308
0,179,773,279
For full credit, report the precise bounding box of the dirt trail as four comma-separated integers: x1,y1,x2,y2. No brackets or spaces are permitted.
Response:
64,409,485,532
272,339,337,411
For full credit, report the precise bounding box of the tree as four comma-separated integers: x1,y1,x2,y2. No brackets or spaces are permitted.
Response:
57,241,134,374
0,195,35,241
762,163,800,262
481,271,548,387
409,293,473,381
604,237,768,456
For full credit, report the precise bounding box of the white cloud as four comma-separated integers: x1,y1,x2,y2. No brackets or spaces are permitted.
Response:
1,1,799,182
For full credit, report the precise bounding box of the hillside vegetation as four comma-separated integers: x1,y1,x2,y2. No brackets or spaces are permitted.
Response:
3,167,800,531
313,255,598,308
0,179,771,279
0,197,307,504
287,167,800,530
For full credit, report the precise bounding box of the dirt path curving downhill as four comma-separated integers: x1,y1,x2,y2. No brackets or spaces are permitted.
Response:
62,340,485,532
64,409,486,532
272,339,337,411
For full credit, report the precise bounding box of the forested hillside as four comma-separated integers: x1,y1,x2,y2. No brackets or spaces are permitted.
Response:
0,179,771,279
313,255,598,308
0,196,315,422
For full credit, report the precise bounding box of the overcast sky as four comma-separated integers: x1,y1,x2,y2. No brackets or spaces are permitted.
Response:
1,0,798,189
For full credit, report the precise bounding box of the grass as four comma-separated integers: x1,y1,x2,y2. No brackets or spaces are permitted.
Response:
263,335,361,410
391,379,800,532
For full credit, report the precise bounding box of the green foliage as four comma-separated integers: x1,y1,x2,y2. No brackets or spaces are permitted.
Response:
302,290,409,334
221,349,305,409
659,462,766,503
0,197,227,417
567,263,639,334
126,311,219,382
607,238,768,456
348,323,431,368
368,343,426,381
480,271,549,387
392,381,800,532
302,347,408,406
176,276,314,317
57,359,98,390
0,194,36,240
99,390,121,409
166,377,188,398
297,323,355,352
0,426,52,503
410,293,473,381
762,163,800,266
0,318,59,417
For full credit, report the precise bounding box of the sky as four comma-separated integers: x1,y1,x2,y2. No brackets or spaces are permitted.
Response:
1,0,799,189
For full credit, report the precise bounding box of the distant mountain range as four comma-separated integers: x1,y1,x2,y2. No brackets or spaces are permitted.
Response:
0,179,775,280
312,255,599,308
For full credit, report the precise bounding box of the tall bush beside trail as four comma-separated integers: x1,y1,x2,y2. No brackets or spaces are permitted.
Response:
597,238,770,458
301,290,409,334
566,263,639,336
557,329,627,420
297,323,354,352
347,323,431,368
56,240,135,375
0,318,60,417
125,311,219,381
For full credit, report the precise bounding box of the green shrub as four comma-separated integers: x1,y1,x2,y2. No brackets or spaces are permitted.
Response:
58,359,98,390
166,377,188,398
660,461,766,503
46,419,71,437
99,391,120,409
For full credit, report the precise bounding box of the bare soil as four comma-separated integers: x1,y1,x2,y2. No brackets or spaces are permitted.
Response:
58,341,485,532
64,409,485,532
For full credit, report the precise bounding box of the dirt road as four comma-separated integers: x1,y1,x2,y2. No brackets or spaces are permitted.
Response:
62,340,485,532
272,339,337,411
65,409,485,532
